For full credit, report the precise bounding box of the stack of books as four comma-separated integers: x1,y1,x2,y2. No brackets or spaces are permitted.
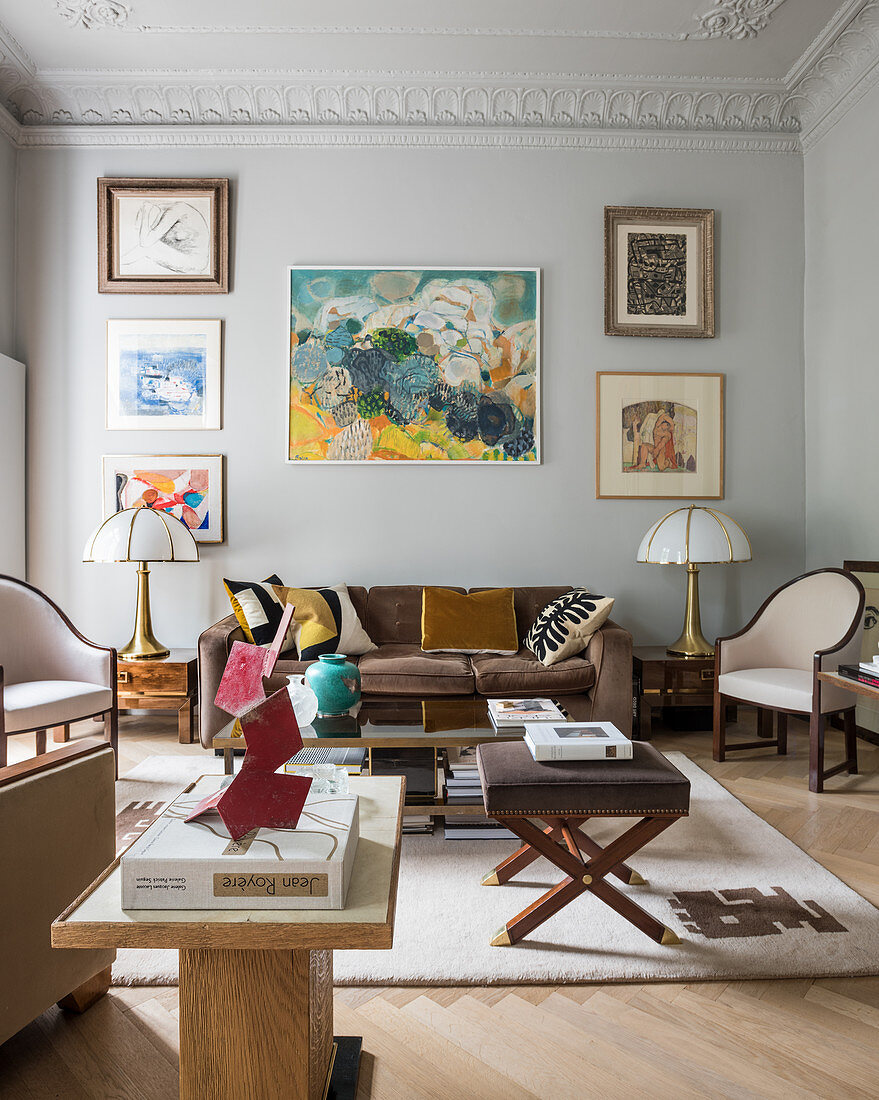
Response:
524,720,633,761
442,757,516,840
284,746,366,775
838,659,879,689
487,697,567,729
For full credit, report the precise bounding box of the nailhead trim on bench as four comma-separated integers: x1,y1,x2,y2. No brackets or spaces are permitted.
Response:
489,809,690,817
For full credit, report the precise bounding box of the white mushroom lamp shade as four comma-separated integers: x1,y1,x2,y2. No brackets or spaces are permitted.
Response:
83,507,199,660
637,506,751,658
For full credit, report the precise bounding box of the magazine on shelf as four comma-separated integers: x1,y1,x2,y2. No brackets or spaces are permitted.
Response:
487,697,566,727
524,721,632,761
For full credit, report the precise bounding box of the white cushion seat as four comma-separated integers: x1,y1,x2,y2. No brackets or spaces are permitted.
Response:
717,668,822,714
3,680,113,733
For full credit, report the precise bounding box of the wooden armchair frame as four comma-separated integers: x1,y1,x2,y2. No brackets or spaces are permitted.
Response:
713,568,864,793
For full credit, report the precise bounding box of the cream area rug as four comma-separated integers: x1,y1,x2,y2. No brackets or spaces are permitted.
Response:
113,753,879,987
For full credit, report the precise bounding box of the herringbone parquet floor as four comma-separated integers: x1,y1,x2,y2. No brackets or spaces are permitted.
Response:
1,711,878,1099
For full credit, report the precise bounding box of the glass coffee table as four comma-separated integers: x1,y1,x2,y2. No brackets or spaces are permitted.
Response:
212,695,595,817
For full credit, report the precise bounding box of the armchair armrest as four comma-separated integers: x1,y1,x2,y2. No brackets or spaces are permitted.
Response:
198,613,245,748
584,619,633,737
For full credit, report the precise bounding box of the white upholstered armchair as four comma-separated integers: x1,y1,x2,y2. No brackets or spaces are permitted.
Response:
0,575,117,771
713,568,864,793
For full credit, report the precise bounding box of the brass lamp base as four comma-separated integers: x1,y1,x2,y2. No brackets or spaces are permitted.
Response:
118,561,170,661
667,563,715,658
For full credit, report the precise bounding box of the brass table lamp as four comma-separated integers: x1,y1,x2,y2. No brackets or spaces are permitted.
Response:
637,505,751,658
83,505,199,660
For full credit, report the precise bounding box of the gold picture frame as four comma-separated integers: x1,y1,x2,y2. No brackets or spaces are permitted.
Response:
102,454,225,544
604,206,714,338
98,177,229,294
596,371,724,499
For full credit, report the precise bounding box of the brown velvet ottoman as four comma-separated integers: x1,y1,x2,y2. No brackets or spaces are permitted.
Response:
476,741,690,947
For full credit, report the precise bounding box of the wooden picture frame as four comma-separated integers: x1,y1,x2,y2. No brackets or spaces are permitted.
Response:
98,178,229,294
604,206,714,338
596,371,724,499
843,560,879,738
102,454,225,543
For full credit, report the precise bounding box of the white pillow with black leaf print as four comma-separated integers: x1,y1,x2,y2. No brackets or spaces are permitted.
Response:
524,588,615,667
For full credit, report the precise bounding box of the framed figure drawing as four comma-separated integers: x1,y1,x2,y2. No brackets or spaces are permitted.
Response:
106,319,222,430
98,178,229,293
604,207,714,337
103,455,225,543
596,372,723,499
288,266,540,463
843,561,879,736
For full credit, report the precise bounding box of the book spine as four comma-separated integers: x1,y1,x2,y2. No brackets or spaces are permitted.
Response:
527,742,634,761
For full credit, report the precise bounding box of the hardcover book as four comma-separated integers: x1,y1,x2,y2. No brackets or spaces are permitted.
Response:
121,776,359,910
487,697,566,726
524,721,633,761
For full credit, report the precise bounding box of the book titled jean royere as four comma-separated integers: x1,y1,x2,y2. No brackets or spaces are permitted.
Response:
524,721,633,762
121,776,359,910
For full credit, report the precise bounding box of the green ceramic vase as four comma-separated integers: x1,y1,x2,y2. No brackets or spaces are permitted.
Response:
304,653,361,716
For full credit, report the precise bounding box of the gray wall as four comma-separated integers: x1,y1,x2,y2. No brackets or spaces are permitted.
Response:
16,144,805,649
0,134,16,357
804,84,879,568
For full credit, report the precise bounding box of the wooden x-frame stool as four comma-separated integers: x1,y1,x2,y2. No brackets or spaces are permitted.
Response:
476,741,691,948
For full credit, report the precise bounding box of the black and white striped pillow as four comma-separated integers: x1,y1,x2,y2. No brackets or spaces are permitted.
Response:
524,588,615,667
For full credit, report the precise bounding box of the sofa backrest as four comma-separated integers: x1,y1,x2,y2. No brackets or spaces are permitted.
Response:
348,586,369,632
365,585,572,646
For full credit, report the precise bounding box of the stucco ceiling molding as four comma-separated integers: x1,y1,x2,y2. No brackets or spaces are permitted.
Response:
0,76,801,133
54,2,133,32
787,0,879,146
13,123,801,153
689,0,788,41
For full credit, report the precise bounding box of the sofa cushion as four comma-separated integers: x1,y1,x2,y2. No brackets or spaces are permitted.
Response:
357,644,474,695
273,582,376,660
470,586,573,644
422,587,518,654
470,648,595,696
367,586,466,645
524,588,615,667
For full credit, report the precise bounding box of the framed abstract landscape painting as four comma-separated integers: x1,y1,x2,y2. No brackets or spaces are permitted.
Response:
106,319,222,430
596,372,724,499
287,267,540,463
102,454,224,543
604,207,714,338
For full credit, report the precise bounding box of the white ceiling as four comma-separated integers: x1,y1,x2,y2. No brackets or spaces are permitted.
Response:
0,0,874,147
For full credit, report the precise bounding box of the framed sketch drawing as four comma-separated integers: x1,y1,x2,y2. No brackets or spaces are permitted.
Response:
604,207,714,337
106,319,222,430
98,178,229,293
287,266,540,463
843,561,879,736
102,455,225,543
596,372,724,499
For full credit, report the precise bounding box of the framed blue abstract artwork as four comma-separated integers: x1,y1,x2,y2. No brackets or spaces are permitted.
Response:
287,267,540,463
106,318,222,430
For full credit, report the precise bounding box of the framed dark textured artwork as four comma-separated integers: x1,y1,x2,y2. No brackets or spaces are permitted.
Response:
98,177,229,293
604,207,714,337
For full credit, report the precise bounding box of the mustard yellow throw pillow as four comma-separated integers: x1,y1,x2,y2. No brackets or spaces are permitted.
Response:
421,587,518,655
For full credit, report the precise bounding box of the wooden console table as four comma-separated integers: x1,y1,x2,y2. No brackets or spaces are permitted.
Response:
52,775,404,1100
116,649,198,744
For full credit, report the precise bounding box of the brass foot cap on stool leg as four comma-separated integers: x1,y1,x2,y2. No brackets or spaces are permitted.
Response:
661,927,682,946
490,927,512,947
481,870,500,886
628,871,647,886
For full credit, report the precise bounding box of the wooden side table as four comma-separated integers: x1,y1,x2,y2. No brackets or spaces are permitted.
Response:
633,645,716,741
116,649,198,744
53,775,405,1100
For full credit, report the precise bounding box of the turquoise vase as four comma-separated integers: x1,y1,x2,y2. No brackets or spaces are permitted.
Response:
304,653,361,716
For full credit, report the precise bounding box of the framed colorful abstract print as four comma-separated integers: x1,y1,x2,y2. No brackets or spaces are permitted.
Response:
604,207,714,338
287,267,540,463
102,454,225,543
98,177,229,294
843,561,879,736
596,372,724,499
106,319,222,430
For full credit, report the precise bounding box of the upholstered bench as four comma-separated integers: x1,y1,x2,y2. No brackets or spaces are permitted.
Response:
476,741,690,947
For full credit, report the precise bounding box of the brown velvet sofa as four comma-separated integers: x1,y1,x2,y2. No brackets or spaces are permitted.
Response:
198,585,633,748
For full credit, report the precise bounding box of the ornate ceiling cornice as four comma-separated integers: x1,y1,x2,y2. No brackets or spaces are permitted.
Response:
0,1,875,151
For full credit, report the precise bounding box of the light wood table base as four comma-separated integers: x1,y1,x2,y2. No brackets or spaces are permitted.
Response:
179,947,334,1100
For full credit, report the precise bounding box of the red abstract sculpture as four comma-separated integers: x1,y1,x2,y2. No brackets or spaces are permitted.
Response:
186,605,313,840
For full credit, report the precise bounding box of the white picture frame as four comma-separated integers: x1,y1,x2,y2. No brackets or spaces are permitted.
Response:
106,318,222,430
